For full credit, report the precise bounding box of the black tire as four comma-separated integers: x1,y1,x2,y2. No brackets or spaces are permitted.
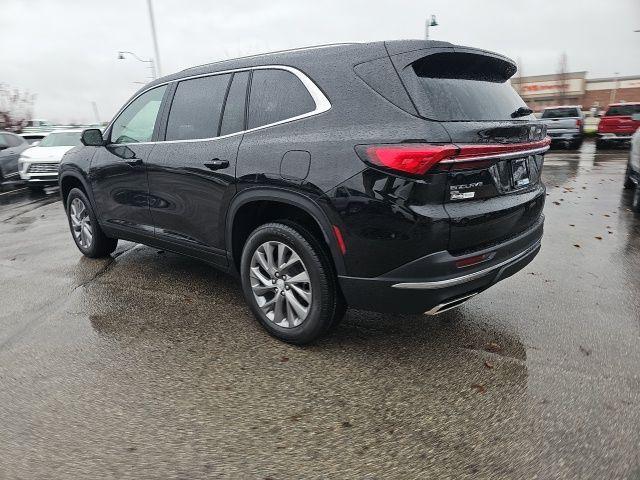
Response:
570,139,583,150
633,187,640,213
65,187,117,258
240,221,345,344
595,139,607,149
624,164,635,189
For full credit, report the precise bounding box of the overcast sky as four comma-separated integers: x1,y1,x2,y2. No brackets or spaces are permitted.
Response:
2,0,639,123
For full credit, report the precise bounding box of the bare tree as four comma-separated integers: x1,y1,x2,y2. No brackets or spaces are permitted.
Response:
556,52,569,105
0,84,36,132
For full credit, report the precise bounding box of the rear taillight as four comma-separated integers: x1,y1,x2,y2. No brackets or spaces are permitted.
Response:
357,138,550,175
576,118,583,128
359,144,458,175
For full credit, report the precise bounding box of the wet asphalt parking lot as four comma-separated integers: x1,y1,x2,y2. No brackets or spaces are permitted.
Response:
0,140,638,479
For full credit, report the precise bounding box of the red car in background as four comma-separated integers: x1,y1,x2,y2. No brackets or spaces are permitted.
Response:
596,102,640,148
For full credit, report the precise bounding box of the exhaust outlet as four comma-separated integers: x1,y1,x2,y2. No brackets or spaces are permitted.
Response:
424,292,478,316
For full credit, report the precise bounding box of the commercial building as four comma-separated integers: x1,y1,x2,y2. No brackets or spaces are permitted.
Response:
512,72,640,112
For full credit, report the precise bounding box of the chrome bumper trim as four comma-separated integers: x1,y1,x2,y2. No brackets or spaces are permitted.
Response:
392,240,541,290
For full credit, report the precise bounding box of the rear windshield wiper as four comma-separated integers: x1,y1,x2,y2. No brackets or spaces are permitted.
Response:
511,106,533,118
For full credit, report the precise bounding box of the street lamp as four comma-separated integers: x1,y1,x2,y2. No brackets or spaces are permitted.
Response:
425,14,438,40
117,51,157,80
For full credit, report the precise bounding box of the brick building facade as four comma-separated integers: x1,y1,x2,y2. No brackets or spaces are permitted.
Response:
512,72,640,112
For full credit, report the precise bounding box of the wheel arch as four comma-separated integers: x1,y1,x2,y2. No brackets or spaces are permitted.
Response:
225,188,346,276
59,171,95,208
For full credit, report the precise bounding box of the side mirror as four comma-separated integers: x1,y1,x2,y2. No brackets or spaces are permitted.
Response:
32,141,40,147
632,113,640,121
81,128,105,146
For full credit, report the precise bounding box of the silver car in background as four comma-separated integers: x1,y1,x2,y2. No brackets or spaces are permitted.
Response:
539,106,584,149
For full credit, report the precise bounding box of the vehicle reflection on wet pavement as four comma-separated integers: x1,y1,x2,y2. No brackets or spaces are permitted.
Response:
0,142,638,479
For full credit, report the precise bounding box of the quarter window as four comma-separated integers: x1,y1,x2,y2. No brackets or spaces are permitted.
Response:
110,85,167,144
165,74,231,141
247,69,316,130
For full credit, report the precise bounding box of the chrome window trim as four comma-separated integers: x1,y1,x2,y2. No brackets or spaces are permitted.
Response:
106,65,331,146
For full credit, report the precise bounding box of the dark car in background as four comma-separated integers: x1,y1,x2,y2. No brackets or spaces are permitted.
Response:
597,102,640,148
60,40,549,344
539,105,584,149
0,131,30,184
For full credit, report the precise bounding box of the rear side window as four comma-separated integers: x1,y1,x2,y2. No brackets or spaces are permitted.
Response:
220,71,249,136
406,52,526,121
3,133,23,147
111,85,167,144
605,104,640,116
248,69,315,130
166,74,231,141
542,108,580,118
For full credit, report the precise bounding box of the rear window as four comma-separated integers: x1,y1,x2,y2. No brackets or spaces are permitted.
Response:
542,108,580,118
407,52,526,121
605,104,640,116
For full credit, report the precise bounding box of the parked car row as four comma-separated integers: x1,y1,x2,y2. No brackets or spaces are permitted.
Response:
0,130,82,190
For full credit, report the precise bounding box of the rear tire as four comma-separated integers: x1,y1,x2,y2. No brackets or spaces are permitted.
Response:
633,187,640,213
595,139,607,149
65,188,117,258
624,165,635,190
240,222,345,344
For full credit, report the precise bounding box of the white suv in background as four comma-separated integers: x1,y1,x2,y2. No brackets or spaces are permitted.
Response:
19,130,82,191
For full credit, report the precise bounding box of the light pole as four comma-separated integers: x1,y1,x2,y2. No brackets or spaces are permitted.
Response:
118,51,157,80
147,0,162,77
425,14,438,40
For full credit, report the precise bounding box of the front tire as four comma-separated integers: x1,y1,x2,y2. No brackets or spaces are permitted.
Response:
66,188,117,258
240,222,344,344
596,139,608,149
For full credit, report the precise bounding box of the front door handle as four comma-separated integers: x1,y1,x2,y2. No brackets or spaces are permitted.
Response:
126,158,143,167
204,159,229,170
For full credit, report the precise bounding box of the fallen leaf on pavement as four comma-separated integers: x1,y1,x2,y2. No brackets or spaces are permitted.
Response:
573,244,581,248
484,361,494,369
471,384,486,394
595,236,603,240
485,342,502,353
280,356,289,363
553,201,561,206
579,345,592,356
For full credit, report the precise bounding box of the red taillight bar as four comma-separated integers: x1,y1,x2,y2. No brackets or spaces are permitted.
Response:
359,138,550,175
441,138,551,163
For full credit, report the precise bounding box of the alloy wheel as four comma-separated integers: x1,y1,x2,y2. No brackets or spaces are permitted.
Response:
70,197,93,249
249,241,312,328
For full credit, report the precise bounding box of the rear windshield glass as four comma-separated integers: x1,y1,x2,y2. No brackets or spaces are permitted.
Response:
38,132,82,147
542,108,580,118
409,52,526,121
605,104,640,116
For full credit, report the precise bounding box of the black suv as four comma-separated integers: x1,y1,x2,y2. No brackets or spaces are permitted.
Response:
60,41,548,344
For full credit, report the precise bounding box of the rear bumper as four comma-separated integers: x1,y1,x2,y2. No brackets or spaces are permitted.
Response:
548,130,581,140
598,133,633,141
339,216,544,313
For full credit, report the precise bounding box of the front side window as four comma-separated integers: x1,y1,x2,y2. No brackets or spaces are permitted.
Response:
110,85,167,144
248,69,316,130
165,74,231,141
38,132,82,147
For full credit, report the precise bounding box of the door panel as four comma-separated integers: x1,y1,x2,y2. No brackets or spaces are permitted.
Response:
146,137,241,251
90,144,156,234
90,84,168,236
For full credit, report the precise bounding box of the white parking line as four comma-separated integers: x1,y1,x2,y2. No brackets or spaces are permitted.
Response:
0,187,28,196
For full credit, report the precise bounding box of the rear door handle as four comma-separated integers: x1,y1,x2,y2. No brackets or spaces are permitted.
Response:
204,159,229,170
